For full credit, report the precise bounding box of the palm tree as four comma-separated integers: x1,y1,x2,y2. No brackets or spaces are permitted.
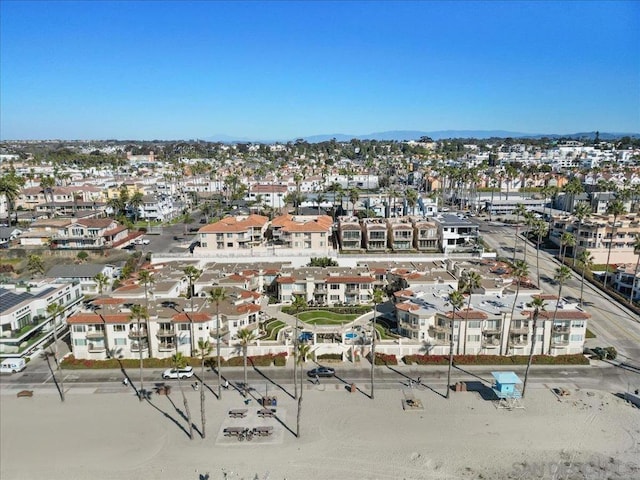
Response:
237,328,256,392
291,294,308,400
522,211,536,263
296,342,311,438
512,203,526,262
507,260,529,354
93,272,109,295
370,288,384,400
630,235,640,306
46,302,66,402
195,339,213,438
603,199,626,289
171,351,194,439
446,290,464,399
532,220,548,287
129,304,148,401
183,266,201,356
128,191,144,223
40,175,56,217
459,270,482,354
552,266,572,326
560,232,575,265
138,270,154,357
208,287,227,399
572,202,592,267
577,250,594,307
522,297,547,398
0,173,22,226
348,187,360,216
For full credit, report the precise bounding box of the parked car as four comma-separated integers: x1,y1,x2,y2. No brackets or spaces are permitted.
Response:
307,366,335,378
162,366,194,379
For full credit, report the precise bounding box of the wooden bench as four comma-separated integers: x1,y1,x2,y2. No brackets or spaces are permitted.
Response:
257,408,276,418
17,390,33,398
252,426,273,437
228,408,248,418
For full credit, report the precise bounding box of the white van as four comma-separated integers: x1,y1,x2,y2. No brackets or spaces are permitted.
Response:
0,358,27,374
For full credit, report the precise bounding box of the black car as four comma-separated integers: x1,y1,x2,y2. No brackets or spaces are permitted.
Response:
307,367,335,378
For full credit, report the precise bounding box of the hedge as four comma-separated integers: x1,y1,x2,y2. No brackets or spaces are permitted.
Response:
317,353,342,361
401,354,589,366
61,352,289,369
373,353,398,365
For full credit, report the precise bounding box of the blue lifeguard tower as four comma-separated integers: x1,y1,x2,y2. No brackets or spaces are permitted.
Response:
491,371,524,410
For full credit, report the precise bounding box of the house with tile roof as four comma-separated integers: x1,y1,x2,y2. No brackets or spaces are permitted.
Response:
197,214,269,252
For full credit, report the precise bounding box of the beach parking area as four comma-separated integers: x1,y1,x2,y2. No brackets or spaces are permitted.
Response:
1,383,639,480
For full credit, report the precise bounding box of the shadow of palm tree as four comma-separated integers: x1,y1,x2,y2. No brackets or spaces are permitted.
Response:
144,395,192,438
452,365,493,384
43,352,65,402
384,364,447,399
194,372,219,400
251,362,294,400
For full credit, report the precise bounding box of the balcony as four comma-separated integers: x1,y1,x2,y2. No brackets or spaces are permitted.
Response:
314,286,327,293
128,329,148,339
130,341,148,352
551,337,570,347
483,327,502,335
88,342,106,353
553,325,570,334
510,325,529,335
510,338,529,348
158,342,176,352
345,287,360,294
86,330,105,340
209,327,229,338
482,338,501,349
429,324,448,334
157,329,175,337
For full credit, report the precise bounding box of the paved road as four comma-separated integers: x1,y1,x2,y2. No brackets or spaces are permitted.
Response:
3,352,638,396
475,219,640,365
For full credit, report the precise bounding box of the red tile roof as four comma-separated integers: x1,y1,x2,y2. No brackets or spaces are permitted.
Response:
324,276,374,284
171,313,212,323
67,313,131,324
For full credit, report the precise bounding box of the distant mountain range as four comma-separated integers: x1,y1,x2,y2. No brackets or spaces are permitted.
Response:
204,130,639,143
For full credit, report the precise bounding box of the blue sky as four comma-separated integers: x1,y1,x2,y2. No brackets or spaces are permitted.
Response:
1,1,638,140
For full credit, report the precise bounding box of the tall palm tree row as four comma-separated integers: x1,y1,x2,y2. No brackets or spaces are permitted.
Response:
291,294,308,400
522,297,547,398
370,288,384,400
46,302,66,402
532,219,548,288
0,172,23,226
560,232,575,265
603,199,626,289
550,266,572,354
512,203,526,262
183,266,202,357
129,304,148,401
577,250,594,307
459,270,482,354
208,287,227,399
172,351,194,439
296,342,311,439
445,290,465,400
195,339,213,438
572,202,592,267
137,269,154,357
507,260,529,355
237,328,256,393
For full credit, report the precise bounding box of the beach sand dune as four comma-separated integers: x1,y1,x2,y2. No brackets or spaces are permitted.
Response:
1,385,639,480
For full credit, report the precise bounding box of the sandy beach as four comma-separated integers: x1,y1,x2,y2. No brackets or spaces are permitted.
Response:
1,381,639,480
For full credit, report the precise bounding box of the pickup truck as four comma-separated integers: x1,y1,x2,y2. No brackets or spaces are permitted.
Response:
134,238,150,245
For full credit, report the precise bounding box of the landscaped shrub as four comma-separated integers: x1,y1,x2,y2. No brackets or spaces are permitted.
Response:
374,352,398,365
273,352,287,366
401,353,589,366
317,353,342,361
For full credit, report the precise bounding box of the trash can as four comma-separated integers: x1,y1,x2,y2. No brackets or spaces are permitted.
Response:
272,397,277,407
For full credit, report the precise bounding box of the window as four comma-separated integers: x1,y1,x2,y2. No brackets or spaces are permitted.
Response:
571,321,585,328
468,321,481,329
114,338,127,346
179,324,190,331
73,325,86,333
113,325,126,332
73,338,87,346
570,334,583,342
330,284,339,290
467,334,481,342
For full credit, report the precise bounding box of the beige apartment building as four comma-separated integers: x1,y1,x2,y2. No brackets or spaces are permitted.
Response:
198,214,269,252
270,214,332,251
550,213,640,264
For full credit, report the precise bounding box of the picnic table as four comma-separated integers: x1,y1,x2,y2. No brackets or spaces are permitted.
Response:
228,408,248,418
223,427,253,441
257,408,276,418
252,426,273,437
